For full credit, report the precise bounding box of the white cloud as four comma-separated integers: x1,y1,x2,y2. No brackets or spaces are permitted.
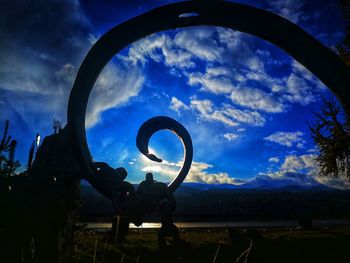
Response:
174,27,224,62
127,26,248,71
265,153,350,189
140,152,349,189
241,58,326,108
278,60,326,105
187,66,246,95
221,104,265,126
268,157,280,163
141,157,240,184
0,0,93,129
189,99,265,127
188,72,235,94
280,154,317,173
230,87,285,113
0,0,147,131
307,148,319,153
126,26,324,120
216,27,241,51
206,67,234,77
127,26,267,93
245,69,285,93
86,62,145,127
216,27,264,70
128,34,195,69
224,133,240,141
291,61,323,87
127,34,166,64
187,161,240,184
260,154,320,187
85,25,326,129
169,97,189,113
267,0,306,23
2,7,328,135
1,54,63,95
283,73,317,105
190,99,239,127
264,131,306,148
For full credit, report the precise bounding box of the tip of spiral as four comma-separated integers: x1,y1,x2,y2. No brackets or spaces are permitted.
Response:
147,153,163,163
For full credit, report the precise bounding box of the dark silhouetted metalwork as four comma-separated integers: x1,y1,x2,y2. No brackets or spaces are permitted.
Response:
66,0,350,247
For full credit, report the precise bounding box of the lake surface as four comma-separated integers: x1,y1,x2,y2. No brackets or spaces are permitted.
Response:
81,219,350,229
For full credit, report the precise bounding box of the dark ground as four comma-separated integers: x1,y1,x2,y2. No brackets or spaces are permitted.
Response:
72,226,350,263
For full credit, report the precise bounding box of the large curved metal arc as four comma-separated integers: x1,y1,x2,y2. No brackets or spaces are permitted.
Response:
136,116,193,193
68,0,350,181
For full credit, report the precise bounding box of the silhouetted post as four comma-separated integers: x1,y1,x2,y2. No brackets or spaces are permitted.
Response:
110,215,120,244
53,120,62,134
110,215,129,244
27,141,35,171
0,120,10,150
93,238,98,263
7,140,17,176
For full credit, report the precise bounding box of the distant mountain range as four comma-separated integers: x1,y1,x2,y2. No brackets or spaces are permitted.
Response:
81,172,340,196
79,174,350,220
181,172,334,192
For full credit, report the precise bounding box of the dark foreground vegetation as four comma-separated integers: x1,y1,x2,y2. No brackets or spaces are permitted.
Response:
72,226,350,263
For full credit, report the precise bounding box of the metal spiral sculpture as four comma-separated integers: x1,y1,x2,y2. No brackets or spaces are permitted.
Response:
136,116,193,193
65,0,350,246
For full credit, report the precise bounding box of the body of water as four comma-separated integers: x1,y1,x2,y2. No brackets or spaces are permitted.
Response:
80,219,350,230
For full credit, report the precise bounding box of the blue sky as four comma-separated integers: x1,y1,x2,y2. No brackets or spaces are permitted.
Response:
0,0,349,188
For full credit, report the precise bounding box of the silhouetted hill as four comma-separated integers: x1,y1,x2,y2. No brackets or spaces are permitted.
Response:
79,181,350,221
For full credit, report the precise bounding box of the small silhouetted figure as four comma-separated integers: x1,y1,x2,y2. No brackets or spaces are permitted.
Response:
138,172,155,189
137,173,155,195
136,172,157,214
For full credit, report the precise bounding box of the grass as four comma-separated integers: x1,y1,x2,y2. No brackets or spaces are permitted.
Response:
71,226,350,263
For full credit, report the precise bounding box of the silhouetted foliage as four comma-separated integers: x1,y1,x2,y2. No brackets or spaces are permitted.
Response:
309,97,350,179
0,120,20,177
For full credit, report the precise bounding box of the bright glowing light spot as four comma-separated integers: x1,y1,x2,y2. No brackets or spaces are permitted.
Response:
36,133,41,147
178,12,199,18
